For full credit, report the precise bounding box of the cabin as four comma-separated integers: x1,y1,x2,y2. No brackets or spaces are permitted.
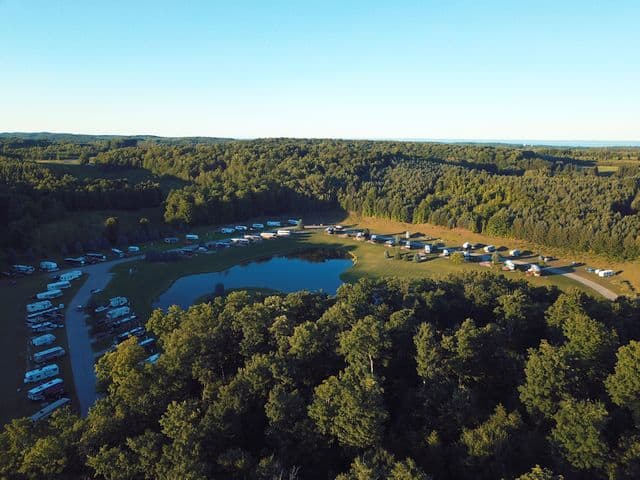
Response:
185,234,199,243
276,229,292,237
30,397,70,422
24,364,59,384
31,333,56,347
163,237,179,244
33,346,65,363
39,261,59,272
13,264,35,275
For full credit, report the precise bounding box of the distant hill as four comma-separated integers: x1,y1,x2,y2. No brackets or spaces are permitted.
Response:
0,132,234,145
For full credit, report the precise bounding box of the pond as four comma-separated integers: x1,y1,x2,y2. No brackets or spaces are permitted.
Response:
153,251,353,310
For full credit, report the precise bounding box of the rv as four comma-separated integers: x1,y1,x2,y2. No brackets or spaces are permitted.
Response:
503,260,517,271
287,219,300,226
65,257,86,266
58,270,82,282
12,264,35,275
86,253,107,262
185,234,199,242
30,397,70,422
109,315,136,330
33,346,65,363
260,232,277,239
266,220,281,227
108,296,129,308
30,322,61,333
509,249,521,257
234,225,248,231
139,337,156,353
31,334,56,347
598,269,614,278
424,244,435,254
251,223,264,229
111,248,125,258
230,237,250,246
219,227,235,234
27,378,64,401
26,305,63,322
114,327,146,345
484,245,496,253
462,242,473,250
106,306,131,321
47,280,71,291
36,289,63,300
127,246,140,254
276,229,292,236
26,300,54,314
164,237,179,244
24,364,59,384
39,261,59,272
145,353,160,364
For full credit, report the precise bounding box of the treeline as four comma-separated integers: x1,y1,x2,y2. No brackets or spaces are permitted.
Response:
0,157,162,249
3,274,640,479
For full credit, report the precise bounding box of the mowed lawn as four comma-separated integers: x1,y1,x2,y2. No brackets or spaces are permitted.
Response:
100,229,601,331
0,273,83,425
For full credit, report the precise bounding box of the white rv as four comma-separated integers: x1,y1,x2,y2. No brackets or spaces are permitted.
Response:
251,223,265,229
47,280,71,291
111,248,125,258
127,246,140,254
13,264,35,275
26,300,54,314
266,220,281,227
509,249,521,257
24,364,59,384
36,289,63,300
276,229,292,236
484,245,496,253
31,334,56,347
39,261,59,272
108,296,129,308
33,346,65,363
106,306,131,321
59,270,82,282
185,234,199,242
27,378,64,401
30,397,70,422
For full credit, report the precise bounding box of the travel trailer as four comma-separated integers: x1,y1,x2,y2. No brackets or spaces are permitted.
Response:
35,289,63,300
31,334,56,347
30,397,70,422
267,220,281,227
13,264,35,275
58,270,82,282
47,280,71,291
33,346,66,363
39,261,59,272
26,300,54,314
276,229,292,236
108,296,129,308
106,306,131,321
24,364,59,384
27,378,64,401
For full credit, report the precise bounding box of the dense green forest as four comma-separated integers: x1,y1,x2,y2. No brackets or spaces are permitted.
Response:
2,136,640,260
3,274,640,479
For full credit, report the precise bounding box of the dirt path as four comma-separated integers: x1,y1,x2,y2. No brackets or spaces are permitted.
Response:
544,266,618,300
63,257,140,416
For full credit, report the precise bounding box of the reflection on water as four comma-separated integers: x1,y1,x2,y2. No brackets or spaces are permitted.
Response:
153,252,353,310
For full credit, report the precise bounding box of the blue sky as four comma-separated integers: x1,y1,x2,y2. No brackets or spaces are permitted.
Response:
1,0,638,140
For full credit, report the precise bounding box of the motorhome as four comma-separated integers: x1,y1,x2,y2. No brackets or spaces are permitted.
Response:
39,261,59,272
30,322,61,333
30,397,70,422
12,264,35,275
108,296,129,308
36,289,63,300
111,248,125,258
26,300,54,314
47,280,71,291
31,334,56,347
27,378,64,401
106,306,131,321
127,246,140,254
33,346,65,363
58,270,82,282
64,257,86,266
24,364,59,384
276,229,292,236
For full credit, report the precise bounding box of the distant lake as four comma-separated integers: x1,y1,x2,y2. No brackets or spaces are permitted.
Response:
153,252,353,310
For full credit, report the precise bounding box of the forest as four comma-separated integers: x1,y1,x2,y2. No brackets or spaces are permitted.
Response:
2,135,640,261
3,274,640,479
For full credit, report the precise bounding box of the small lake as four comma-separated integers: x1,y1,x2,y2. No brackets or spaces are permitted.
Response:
153,252,353,310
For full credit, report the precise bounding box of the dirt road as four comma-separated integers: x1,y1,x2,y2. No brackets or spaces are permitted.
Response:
64,257,140,416
544,266,618,301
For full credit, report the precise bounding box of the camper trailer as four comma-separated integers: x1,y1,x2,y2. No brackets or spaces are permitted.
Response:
266,220,281,227
27,378,64,401
598,269,614,278
462,242,473,250
47,280,71,291
30,397,70,422
58,270,82,282
33,346,65,363
509,249,521,257
108,296,129,308
276,229,292,236
260,232,277,239
64,257,86,266
26,305,63,323
86,253,107,262
164,237,179,244
219,227,235,234
484,245,496,253
13,264,35,275
24,364,59,384
138,337,156,353
106,306,131,321
111,248,125,258
145,353,160,364
30,322,61,334
185,234,199,242
127,246,140,254
114,327,146,345
251,223,264,229
26,300,54,314
31,334,56,347
39,261,59,272
36,289,63,300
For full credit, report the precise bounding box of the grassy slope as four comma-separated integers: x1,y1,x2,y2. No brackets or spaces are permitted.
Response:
0,273,83,425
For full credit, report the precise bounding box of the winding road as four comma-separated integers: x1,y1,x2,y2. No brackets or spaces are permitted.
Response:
64,257,140,416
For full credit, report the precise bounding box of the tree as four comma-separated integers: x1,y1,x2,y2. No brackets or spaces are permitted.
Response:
461,404,522,458
550,399,609,472
606,340,640,423
103,216,120,245
338,315,390,374
450,251,465,264
516,465,564,480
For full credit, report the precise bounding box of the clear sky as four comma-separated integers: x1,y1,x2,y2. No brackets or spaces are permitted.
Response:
1,0,639,141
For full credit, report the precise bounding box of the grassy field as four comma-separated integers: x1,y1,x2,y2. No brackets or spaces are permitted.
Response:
0,272,83,425
99,228,603,332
